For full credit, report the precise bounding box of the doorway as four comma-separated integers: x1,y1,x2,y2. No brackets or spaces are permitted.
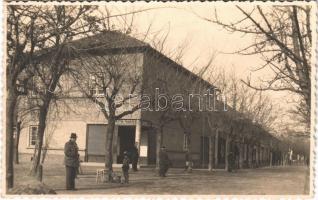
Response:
117,126,135,163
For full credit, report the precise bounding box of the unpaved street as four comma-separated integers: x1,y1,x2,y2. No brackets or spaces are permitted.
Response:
14,155,309,195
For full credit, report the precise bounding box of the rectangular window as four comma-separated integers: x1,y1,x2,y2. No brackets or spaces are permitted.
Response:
183,134,189,150
89,74,104,96
29,126,38,146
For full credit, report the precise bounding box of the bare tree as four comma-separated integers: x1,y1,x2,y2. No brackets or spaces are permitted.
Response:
69,10,193,176
200,5,311,132
7,5,106,184
21,5,169,181
24,6,102,178
71,41,143,180
7,5,40,189
209,70,278,131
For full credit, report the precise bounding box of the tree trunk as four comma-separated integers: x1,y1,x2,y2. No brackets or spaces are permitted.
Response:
14,121,21,164
291,9,311,111
6,88,17,190
41,147,48,164
214,131,219,167
30,102,49,178
105,116,115,181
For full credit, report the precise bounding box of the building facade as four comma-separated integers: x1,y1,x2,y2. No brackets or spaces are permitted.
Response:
18,31,289,170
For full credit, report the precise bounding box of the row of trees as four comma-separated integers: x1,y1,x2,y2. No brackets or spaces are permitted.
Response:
208,5,312,161
143,4,312,169
201,5,312,134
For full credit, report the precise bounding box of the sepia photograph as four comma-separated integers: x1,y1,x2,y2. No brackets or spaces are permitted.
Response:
2,0,316,197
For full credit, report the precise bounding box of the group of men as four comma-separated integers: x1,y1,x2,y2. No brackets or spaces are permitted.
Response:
64,133,171,190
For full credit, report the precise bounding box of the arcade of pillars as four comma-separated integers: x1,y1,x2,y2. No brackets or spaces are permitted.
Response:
207,129,289,171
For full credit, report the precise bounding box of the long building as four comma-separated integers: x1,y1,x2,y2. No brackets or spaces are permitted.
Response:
17,30,289,170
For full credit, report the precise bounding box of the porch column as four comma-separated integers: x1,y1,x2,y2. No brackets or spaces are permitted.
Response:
214,130,219,167
225,134,230,171
239,142,244,169
270,150,273,167
259,146,262,166
135,119,141,147
135,119,142,168
208,134,215,171
256,145,259,167
156,129,161,169
248,144,253,168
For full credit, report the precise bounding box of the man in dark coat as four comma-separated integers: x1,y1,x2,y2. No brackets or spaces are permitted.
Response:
122,151,130,184
64,133,79,190
131,144,139,171
159,146,171,177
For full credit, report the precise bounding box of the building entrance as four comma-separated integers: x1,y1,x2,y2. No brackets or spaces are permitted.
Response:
117,126,136,163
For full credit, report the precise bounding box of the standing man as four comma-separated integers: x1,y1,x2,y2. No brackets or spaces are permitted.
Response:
122,151,130,184
131,143,139,171
64,133,79,190
159,146,171,177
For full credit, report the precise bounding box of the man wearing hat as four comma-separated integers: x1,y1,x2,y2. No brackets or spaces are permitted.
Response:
64,133,80,190
159,146,171,177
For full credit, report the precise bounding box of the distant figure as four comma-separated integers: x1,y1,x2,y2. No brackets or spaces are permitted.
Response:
122,151,130,184
184,149,192,172
306,156,310,167
131,144,139,171
64,133,80,190
159,146,171,177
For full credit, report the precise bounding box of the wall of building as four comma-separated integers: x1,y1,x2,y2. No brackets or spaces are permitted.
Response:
141,50,222,168
140,49,288,170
